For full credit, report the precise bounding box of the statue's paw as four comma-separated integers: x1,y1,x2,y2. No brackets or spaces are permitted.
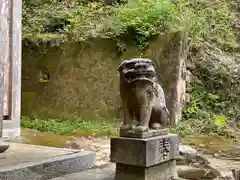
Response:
134,126,149,132
120,124,133,131
150,123,163,130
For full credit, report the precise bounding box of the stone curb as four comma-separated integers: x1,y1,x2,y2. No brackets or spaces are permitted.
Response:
0,151,96,180
51,163,116,180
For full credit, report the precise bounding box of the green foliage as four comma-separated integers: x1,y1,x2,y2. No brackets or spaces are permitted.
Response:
22,0,237,48
181,0,235,47
22,0,65,37
181,96,229,136
181,49,240,137
214,115,227,129
106,0,178,45
21,116,120,135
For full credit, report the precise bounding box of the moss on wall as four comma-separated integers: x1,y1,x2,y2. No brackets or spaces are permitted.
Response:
22,32,186,121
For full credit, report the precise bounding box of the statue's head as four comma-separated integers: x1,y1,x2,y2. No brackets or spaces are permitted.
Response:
118,58,157,84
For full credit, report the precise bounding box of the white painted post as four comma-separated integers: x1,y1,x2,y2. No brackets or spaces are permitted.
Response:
0,62,4,138
9,0,22,137
0,0,10,137
1,0,11,119
0,0,22,138
0,0,11,152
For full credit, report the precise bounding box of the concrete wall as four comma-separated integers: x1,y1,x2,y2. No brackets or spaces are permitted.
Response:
22,32,187,124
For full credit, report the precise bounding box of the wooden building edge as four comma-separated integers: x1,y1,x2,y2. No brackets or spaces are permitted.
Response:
0,0,22,138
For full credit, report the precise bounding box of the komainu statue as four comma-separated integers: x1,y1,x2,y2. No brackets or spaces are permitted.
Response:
118,58,170,132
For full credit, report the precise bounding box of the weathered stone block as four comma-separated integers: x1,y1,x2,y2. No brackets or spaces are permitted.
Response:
110,133,179,167
120,129,169,139
115,160,178,180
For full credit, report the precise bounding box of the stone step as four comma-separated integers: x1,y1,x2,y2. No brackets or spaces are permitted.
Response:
51,163,115,180
0,143,95,180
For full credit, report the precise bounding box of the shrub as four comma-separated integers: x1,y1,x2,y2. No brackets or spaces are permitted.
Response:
22,0,236,48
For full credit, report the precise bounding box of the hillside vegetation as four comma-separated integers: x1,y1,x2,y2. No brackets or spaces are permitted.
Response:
23,0,237,46
22,0,240,139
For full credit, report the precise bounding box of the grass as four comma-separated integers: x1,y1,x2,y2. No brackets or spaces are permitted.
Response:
21,115,239,138
21,116,120,136
21,115,240,155
20,115,183,137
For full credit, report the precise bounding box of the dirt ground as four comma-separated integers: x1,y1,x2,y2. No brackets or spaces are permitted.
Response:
17,128,240,172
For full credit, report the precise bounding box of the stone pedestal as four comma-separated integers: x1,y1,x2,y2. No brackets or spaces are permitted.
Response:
110,129,179,180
